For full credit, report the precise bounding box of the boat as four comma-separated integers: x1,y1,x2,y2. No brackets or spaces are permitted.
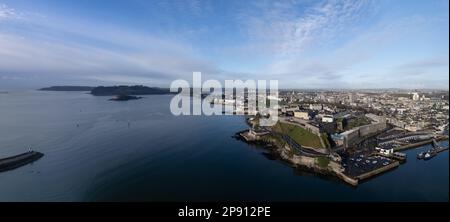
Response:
423,151,436,160
417,152,425,159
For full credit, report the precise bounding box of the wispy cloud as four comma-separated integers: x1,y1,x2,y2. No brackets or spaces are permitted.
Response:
395,58,449,70
0,1,448,89
0,3,219,86
235,0,448,89
237,0,375,57
0,3,19,21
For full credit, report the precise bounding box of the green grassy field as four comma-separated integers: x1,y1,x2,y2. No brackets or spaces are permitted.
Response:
346,116,371,130
272,122,324,148
316,156,330,168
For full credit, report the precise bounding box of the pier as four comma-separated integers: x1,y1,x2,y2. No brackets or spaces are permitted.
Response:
394,135,448,152
0,151,44,172
375,152,407,162
417,139,449,160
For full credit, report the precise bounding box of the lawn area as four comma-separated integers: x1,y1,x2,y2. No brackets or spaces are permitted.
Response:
316,156,330,168
272,122,324,148
345,116,371,130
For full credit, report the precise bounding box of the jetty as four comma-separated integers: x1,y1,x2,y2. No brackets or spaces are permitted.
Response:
375,152,407,162
417,139,449,160
0,151,44,172
394,135,448,152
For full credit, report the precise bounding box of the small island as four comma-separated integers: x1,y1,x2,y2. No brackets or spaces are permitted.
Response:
39,86,94,91
39,85,175,101
90,85,174,96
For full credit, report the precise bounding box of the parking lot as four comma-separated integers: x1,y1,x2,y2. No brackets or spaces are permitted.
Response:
341,153,394,177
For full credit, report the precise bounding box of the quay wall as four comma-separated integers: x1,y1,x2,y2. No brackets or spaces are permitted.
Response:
394,136,448,152
355,161,399,181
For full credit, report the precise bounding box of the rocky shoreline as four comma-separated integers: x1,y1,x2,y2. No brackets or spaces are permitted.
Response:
234,130,359,186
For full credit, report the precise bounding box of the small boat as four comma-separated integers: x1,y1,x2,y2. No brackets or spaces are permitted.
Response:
423,152,436,160
417,152,425,159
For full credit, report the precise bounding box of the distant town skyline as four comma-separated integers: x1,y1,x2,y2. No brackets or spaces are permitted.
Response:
0,0,448,89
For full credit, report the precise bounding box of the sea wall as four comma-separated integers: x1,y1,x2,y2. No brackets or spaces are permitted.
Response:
356,161,399,180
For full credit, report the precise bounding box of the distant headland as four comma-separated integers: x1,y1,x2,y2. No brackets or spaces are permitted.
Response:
39,86,95,91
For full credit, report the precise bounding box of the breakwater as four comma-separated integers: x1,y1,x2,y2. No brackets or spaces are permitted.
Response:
0,151,44,172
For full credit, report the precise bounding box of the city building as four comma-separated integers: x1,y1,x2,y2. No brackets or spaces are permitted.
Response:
412,92,420,101
294,111,310,120
322,115,334,123
375,147,393,155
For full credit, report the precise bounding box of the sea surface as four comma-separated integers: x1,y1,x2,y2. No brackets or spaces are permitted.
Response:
0,91,448,201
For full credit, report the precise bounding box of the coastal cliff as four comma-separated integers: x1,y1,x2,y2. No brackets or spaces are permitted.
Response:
239,130,358,186
276,143,358,186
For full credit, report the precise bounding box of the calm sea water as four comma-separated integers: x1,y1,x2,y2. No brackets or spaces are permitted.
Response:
0,91,448,201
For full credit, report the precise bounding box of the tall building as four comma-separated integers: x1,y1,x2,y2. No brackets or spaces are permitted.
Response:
412,92,420,101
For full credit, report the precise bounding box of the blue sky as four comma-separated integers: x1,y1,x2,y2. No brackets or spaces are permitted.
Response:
0,0,448,89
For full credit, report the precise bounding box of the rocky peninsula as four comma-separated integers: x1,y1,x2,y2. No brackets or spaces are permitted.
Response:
236,117,359,186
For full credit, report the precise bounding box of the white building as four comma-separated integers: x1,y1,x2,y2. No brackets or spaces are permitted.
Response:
375,147,393,155
267,95,282,101
294,111,310,120
309,104,323,111
322,115,334,123
412,92,420,101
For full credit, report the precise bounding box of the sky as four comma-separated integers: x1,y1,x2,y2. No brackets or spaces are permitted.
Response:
0,0,448,89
